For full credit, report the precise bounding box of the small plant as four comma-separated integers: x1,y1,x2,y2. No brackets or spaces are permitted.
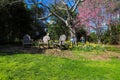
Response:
71,42,105,52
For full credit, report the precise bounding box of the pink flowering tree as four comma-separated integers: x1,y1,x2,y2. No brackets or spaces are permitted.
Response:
77,0,120,43
106,0,120,44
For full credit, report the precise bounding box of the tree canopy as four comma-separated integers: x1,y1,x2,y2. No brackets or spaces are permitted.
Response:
0,1,33,44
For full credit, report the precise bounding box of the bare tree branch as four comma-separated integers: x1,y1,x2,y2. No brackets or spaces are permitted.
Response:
71,0,85,12
60,0,67,5
37,13,52,20
56,6,67,10
39,2,66,23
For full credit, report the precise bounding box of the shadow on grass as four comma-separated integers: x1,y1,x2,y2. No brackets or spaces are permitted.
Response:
0,45,46,56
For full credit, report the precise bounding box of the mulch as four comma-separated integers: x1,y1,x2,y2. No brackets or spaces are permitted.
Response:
0,46,45,54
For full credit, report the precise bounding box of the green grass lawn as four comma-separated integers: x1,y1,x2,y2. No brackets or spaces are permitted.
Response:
0,52,120,80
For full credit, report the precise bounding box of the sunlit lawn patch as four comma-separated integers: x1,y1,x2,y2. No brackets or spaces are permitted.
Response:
0,53,120,80
0,43,120,80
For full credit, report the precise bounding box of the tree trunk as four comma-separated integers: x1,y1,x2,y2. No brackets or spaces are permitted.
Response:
69,27,76,37
96,28,101,44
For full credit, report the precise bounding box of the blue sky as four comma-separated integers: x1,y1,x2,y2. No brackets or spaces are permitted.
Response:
24,0,54,8
24,0,75,9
